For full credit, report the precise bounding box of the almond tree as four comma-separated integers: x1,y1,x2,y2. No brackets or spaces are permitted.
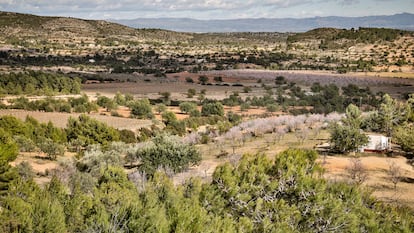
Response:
346,157,367,185
387,160,401,190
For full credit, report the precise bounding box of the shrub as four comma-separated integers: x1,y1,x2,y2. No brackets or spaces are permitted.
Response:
129,99,154,119
66,114,120,146
133,134,201,176
179,102,197,114
201,102,224,117
119,129,137,144
185,77,194,83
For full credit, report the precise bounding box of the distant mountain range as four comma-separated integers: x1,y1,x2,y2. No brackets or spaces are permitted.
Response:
111,13,414,33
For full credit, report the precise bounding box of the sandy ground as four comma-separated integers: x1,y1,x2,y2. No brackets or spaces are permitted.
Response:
0,109,152,131
320,155,414,207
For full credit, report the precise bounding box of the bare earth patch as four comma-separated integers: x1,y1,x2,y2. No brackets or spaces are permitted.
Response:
320,155,414,208
0,109,152,131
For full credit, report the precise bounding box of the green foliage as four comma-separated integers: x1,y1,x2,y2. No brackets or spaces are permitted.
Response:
201,101,224,117
1,116,69,160
377,94,409,137
66,114,120,146
129,98,154,119
243,86,252,93
205,149,413,232
179,101,197,114
288,27,408,45
185,77,194,83
226,111,242,125
155,103,167,114
187,88,196,98
114,91,126,105
119,129,137,144
330,104,369,153
159,92,171,105
394,124,414,152
275,75,286,85
0,71,81,95
38,139,65,160
16,161,34,181
96,95,117,111
133,134,201,176
161,111,178,125
189,108,201,117
0,159,18,196
70,94,98,113
77,146,123,176
198,75,209,85
214,76,223,82
266,103,278,112
0,149,413,232
330,123,368,153
0,129,18,162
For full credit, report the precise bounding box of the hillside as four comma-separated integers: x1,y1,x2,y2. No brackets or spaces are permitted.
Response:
0,11,192,47
0,11,413,76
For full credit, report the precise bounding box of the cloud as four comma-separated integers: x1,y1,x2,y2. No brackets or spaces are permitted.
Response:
338,0,359,5
0,0,317,13
0,0,411,19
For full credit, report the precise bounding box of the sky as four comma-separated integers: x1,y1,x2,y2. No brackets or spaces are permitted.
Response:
0,0,413,20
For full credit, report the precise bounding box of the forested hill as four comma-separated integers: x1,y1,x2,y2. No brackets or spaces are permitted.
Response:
0,11,191,44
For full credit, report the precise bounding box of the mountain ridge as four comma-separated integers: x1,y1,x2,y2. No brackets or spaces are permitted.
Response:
110,13,414,32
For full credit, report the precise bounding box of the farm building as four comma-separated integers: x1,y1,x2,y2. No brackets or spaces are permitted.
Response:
360,134,390,153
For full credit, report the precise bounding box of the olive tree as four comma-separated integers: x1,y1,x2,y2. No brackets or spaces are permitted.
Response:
132,134,201,176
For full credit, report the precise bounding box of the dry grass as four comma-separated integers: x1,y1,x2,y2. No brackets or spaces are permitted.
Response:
320,155,414,208
0,109,152,131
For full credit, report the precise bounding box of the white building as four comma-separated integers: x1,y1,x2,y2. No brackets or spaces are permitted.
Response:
360,134,390,153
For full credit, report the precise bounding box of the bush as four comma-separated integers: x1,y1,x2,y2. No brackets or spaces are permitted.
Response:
66,114,120,146
185,77,194,83
179,102,197,114
187,88,196,98
129,99,154,119
119,129,137,144
266,103,279,112
189,109,201,117
201,102,224,117
39,139,65,160
133,134,201,176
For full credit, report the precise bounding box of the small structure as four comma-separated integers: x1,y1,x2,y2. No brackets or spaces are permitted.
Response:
360,134,390,153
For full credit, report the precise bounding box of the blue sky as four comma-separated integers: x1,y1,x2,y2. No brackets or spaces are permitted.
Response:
0,0,413,19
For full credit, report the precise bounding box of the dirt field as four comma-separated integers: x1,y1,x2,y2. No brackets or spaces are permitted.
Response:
321,155,414,208
203,70,414,98
82,70,414,100
0,109,152,131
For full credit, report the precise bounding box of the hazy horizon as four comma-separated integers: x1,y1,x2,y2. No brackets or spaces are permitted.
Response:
1,0,413,20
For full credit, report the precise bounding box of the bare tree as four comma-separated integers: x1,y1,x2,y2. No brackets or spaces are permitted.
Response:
295,126,309,144
273,126,287,143
387,160,401,190
224,127,243,155
346,157,367,185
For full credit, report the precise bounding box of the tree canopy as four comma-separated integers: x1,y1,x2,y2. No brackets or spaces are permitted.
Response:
1,149,413,232
330,104,368,153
